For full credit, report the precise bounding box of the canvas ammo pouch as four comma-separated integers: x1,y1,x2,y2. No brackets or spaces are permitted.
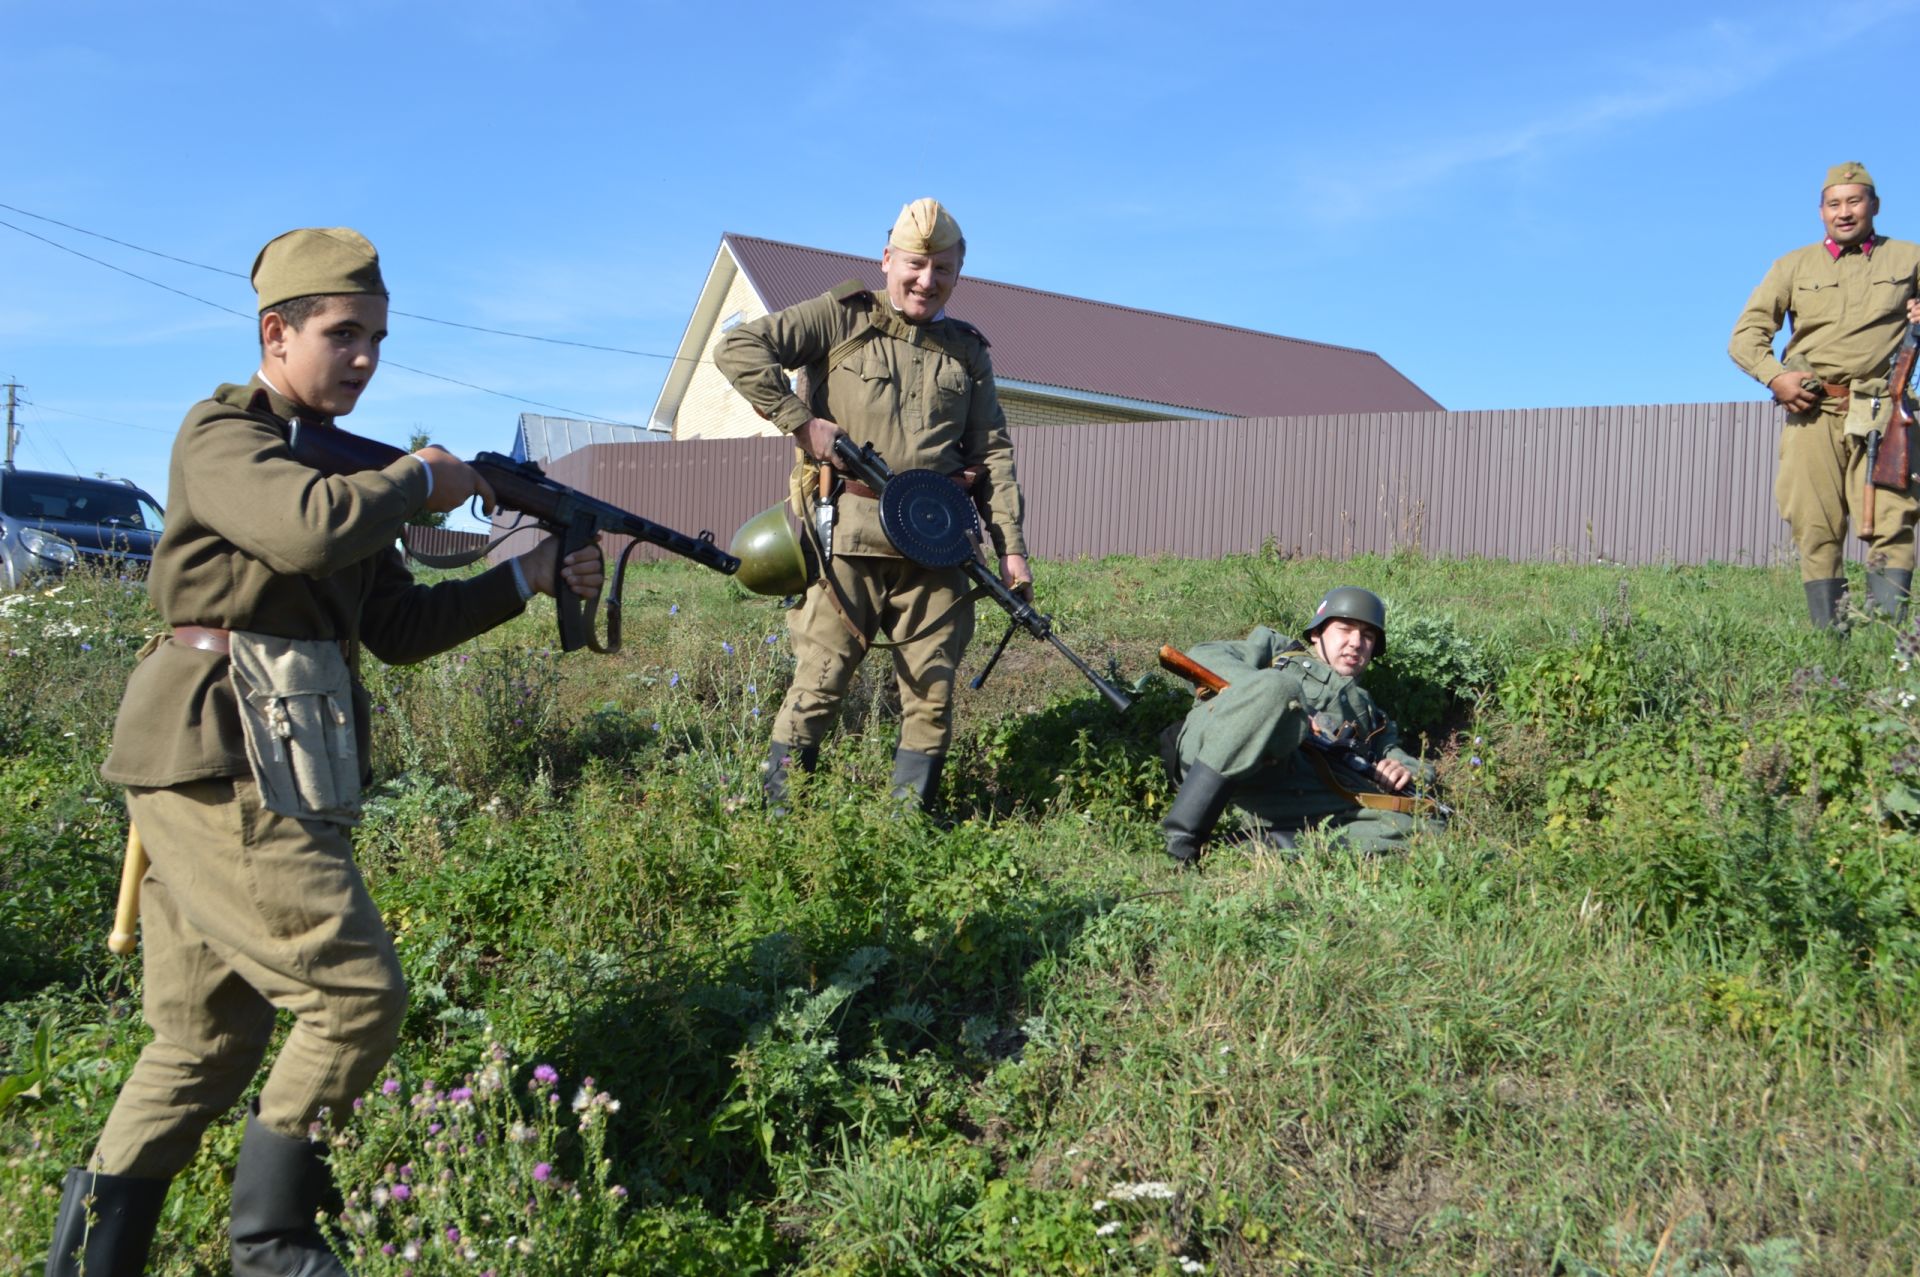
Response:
226,631,362,826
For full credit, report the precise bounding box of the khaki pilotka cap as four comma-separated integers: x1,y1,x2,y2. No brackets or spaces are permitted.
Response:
251,227,387,311
889,199,963,254
1824,162,1875,193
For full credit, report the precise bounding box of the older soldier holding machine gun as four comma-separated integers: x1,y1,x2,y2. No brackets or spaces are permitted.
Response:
716,199,1032,811
1730,161,1920,626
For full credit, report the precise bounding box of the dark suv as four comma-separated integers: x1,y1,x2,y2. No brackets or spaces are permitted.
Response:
0,466,165,590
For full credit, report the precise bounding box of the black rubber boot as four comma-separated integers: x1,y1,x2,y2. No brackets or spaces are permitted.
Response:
229,1111,347,1277
1866,569,1912,623
889,748,945,811
1162,761,1234,866
1804,578,1846,629
761,739,819,808
44,1168,169,1277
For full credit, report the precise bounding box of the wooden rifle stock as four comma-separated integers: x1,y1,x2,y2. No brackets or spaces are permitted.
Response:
1870,322,1920,491
1158,644,1227,698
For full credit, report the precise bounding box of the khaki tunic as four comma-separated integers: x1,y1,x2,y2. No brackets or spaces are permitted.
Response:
1729,238,1920,579
1173,627,1439,854
91,378,527,1177
715,285,1028,754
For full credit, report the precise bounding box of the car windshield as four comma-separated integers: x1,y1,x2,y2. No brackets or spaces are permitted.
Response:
2,475,164,531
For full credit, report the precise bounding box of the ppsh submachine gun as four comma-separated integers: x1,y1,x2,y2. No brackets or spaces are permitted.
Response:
288,421,739,653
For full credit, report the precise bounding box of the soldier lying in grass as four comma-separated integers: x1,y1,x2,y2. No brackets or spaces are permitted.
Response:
1160,587,1442,865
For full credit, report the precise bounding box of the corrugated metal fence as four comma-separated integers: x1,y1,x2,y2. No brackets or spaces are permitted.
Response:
492,402,1816,568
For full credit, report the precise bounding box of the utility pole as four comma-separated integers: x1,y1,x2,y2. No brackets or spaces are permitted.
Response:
3,381,19,470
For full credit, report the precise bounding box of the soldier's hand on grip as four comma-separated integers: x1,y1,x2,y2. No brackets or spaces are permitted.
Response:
519,535,605,601
800,418,848,466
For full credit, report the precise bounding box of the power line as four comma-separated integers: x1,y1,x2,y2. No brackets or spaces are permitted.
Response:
0,201,694,361
0,216,253,319
18,398,172,434
0,210,672,426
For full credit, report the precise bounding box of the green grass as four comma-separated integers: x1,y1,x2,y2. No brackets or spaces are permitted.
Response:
4,553,1919,1274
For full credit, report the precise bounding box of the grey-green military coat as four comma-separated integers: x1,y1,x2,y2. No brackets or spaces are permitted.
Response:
1174,626,1438,852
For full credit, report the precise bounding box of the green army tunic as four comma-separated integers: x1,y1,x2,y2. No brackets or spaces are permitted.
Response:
104,381,528,786
92,378,528,1178
1729,237,1920,580
714,284,1027,754
1173,626,1438,854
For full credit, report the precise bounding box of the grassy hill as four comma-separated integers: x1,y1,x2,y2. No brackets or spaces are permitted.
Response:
3,553,1916,1274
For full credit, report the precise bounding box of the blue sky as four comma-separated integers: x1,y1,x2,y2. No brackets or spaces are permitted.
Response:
5,0,1919,528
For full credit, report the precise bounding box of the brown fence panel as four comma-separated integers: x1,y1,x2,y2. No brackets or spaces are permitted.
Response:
492,403,1814,569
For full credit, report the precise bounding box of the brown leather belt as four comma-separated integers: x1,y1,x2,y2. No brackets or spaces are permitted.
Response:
172,624,231,654
172,626,351,660
841,466,986,501
1819,381,1851,402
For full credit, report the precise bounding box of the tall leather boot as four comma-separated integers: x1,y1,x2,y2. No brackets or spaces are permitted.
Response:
229,1111,347,1277
761,739,819,808
1867,569,1912,623
1804,578,1846,630
1162,761,1235,866
889,748,944,811
44,1168,169,1277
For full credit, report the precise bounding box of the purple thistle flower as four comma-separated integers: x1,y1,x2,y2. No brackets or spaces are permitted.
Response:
428,1122,443,1135
450,1086,473,1104
533,1162,553,1182
391,1183,412,1201
446,1226,461,1244
533,1064,558,1085
382,1078,401,1095
382,1244,397,1257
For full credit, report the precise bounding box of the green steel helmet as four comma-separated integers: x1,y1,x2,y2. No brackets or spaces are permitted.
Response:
729,502,812,597
1303,586,1388,655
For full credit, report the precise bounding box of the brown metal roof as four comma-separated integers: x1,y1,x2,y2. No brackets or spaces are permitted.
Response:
722,233,1443,417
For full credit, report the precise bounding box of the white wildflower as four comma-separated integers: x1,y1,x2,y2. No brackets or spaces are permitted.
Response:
1095,1221,1121,1237
1107,1181,1176,1201
1179,1258,1205,1273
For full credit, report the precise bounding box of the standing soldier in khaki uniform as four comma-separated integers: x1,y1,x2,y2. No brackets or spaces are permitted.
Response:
44,229,602,1277
1730,162,1920,625
716,199,1030,809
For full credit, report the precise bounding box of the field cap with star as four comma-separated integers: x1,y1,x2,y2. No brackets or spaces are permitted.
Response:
1823,162,1875,193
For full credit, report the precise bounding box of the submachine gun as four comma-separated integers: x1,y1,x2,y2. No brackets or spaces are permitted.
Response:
830,436,1133,713
288,422,739,654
